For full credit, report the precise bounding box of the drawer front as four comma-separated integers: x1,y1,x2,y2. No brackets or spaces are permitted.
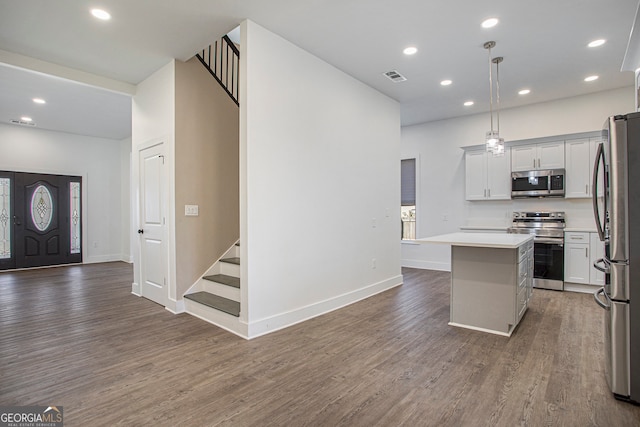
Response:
517,287,527,320
518,259,527,287
565,232,589,243
518,241,533,261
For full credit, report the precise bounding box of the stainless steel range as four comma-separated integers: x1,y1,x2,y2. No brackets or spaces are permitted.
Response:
508,211,565,291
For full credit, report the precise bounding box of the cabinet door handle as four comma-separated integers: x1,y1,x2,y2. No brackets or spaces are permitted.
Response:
484,189,487,197
487,188,491,197
533,159,536,168
585,247,589,257
586,184,589,194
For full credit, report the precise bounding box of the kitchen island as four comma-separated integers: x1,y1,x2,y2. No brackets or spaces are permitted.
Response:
417,232,534,337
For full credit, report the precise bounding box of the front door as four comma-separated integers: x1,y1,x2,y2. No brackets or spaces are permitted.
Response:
138,143,167,306
0,171,82,270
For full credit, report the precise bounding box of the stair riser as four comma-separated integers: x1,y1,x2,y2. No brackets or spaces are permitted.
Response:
184,299,244,335
231,245,240,258
220,262,240,277
201,281,240,302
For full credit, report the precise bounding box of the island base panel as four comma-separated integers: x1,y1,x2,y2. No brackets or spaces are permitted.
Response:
450,246,518,335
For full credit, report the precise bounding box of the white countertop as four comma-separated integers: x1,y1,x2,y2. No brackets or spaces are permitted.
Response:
416,232,533,249
459,226,510,231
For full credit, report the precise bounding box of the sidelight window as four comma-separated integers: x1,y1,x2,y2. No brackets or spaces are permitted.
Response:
0,177,10,259
70,181,81,254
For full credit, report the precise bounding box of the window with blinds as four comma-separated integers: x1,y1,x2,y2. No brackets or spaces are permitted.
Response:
401,158,416,240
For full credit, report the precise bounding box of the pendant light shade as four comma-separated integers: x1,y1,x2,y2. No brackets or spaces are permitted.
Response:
484,41,505,156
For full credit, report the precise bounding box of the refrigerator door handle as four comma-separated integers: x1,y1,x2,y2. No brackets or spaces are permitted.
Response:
593,258,610,274
594,287,610,310
592,142,606,241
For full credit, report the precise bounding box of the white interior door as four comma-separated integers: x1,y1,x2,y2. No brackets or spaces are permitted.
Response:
139,143,167,306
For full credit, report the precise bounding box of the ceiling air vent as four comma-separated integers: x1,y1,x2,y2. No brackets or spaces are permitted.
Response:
383,70,407,82
10,119,36,127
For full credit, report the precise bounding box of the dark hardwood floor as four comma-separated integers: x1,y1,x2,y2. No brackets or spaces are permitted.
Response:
1,263,639,426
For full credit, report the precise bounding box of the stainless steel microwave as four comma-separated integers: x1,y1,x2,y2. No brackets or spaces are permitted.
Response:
511,169,565,198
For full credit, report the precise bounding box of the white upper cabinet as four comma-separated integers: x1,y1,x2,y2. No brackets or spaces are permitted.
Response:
465,148,511,201
565,137,601,198
511,141,565,171
565,139,592,198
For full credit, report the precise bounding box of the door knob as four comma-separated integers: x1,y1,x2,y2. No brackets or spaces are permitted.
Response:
137,229,144,234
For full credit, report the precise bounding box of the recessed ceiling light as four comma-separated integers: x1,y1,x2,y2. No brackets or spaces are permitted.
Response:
588,39,606,48
584,75,599,82
20,116,33,122
464,101,474,106
518,89,531,95
440,79,452,86
91,8,111,20
33,98,46,104
403,47,418,55
482,18,499,28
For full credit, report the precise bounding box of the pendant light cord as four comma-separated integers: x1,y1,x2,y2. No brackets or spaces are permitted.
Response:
488,44,494,134
495,57,500,135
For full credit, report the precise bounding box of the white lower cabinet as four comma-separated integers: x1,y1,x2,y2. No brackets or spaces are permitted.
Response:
564,231,604,286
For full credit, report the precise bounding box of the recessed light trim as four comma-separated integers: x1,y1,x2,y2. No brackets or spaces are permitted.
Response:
20,116,33,122
584,75,599,82
91,8,111,20
482,18,499,28
464,101,474,106
518,89,531,95
33,98,46,104
440,79,452,86
588,39,606,48
403,46,418,55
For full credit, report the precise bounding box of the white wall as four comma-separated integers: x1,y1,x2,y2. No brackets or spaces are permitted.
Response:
120,137,131,262
0,123,128,263
241,20,402,337
401,86,634,270
131,60,176,304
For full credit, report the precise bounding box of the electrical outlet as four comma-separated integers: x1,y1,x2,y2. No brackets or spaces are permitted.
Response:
185,205,199,216
372,218,377,228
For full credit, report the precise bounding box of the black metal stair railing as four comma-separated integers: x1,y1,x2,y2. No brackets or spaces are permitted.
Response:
196,35,240,106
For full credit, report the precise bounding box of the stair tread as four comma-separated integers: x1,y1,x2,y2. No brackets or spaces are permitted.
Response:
221,257,240,265
203,274,240,288
185,292,240,317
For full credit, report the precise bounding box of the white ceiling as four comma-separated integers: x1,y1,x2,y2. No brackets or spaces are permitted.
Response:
0,0,637,140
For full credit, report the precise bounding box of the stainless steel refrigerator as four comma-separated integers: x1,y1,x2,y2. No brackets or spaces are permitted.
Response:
592,112,640,404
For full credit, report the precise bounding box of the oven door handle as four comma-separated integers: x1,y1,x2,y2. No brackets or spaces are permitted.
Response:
534,238,564,245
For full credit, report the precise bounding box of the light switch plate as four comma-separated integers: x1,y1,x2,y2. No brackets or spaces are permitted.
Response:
185,205,199,216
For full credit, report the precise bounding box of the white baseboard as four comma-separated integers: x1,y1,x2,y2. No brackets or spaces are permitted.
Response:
131,282,140,296
246,274,403,339
401,259,450,271
165,298,185,314
84,254,122,264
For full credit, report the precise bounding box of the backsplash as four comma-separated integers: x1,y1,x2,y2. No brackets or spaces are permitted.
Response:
464,197,596,229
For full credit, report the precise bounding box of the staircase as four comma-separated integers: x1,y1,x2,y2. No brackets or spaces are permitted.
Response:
185,33,242,335
184,242,243,334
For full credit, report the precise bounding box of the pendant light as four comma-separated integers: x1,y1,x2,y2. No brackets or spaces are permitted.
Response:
484,41,505,156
